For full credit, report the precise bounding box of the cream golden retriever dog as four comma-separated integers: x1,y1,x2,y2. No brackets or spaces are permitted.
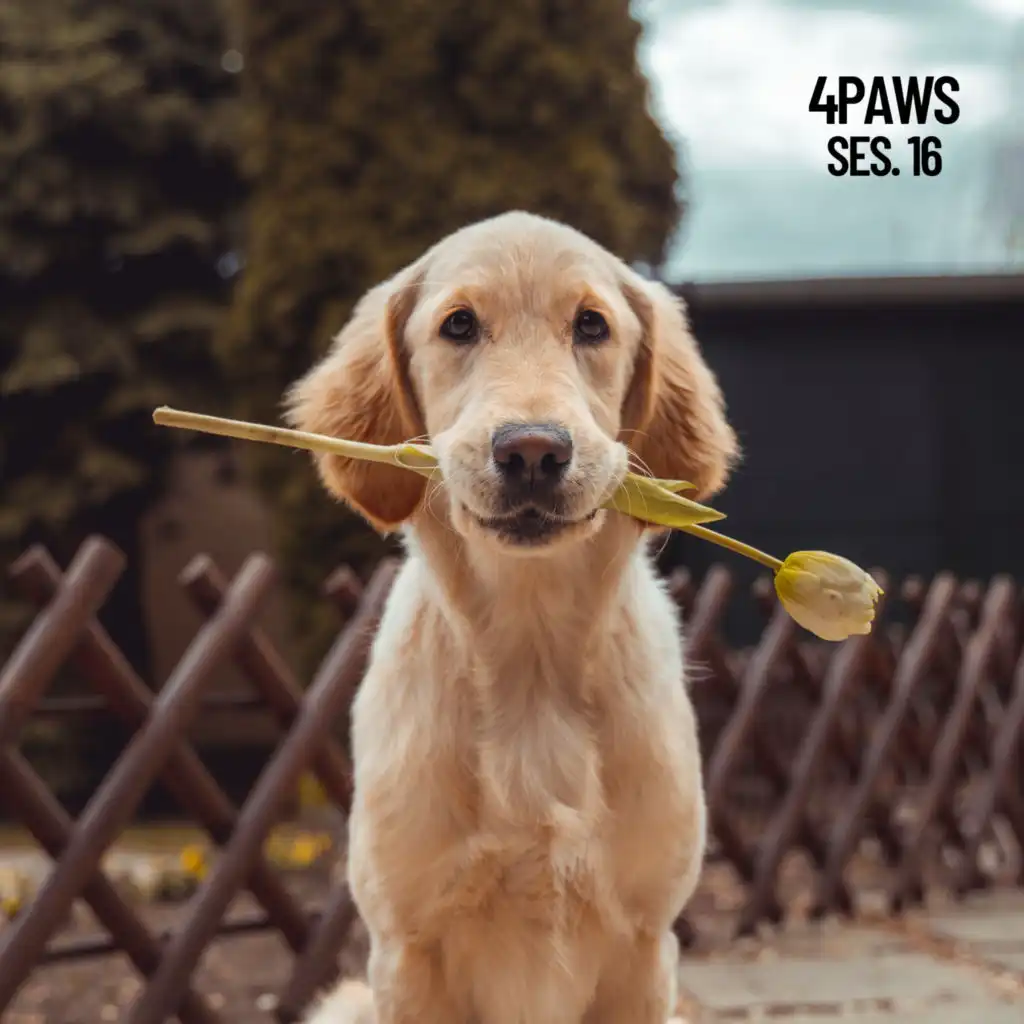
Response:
288,211,738,1024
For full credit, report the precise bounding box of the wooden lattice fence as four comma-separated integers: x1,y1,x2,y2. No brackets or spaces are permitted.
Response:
0,536,1021,1021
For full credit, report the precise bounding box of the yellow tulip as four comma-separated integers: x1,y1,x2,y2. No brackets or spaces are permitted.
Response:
152,407,883,640
774,551,883,642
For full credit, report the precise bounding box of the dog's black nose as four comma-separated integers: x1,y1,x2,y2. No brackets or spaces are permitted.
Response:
491,423,573,492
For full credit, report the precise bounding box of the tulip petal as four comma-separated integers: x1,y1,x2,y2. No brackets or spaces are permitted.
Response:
606,475,726,528
774,551,882,642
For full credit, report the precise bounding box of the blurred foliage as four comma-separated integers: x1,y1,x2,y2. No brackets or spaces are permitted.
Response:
0,0,241,669
220,0,684,671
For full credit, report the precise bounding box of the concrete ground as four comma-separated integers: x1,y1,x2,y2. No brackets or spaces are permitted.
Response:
676,888,1024,1022
3,829,1022,1022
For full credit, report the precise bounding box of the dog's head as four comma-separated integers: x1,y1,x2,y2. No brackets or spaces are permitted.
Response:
287,212,738,553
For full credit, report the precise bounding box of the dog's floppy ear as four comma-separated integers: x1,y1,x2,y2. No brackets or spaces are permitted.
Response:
285,266,426,533
620,274,739,501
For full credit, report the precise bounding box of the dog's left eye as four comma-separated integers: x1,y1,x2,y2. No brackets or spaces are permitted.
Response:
573,309,610,344
440,308,480,344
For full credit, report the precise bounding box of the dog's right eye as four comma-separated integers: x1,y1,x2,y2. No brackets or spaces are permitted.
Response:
440,308,480,344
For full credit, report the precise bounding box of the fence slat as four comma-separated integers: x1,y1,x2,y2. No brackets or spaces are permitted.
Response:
735,575,888,935
0,538,124,745
954,644,1024,891
686,569,759,880
0,553,274,1014
275,569,396,1020
704,603,798,925
277,882,361,1022
1,539,1021,1015
891,576,1017,909
179,555,354,812
8,546,311,954
784,632,903,874
0,749,221,1024
814,574,957,915
125,560,399,1024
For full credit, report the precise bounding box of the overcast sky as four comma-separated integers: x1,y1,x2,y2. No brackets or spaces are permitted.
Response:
635,0,1024,281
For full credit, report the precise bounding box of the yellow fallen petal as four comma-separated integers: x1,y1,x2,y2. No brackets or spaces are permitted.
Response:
179,844,207,880
774,551,883,642
289,836,321,865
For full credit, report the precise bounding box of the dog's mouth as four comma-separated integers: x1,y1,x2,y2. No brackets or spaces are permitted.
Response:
469,506,599,547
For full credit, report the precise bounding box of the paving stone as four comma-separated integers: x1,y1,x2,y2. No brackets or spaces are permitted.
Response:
965,889,1024,911
741,924,910,960
924,907,1024,947
768,1007,1023,1024
979,948,1024,973
680,951,995,1011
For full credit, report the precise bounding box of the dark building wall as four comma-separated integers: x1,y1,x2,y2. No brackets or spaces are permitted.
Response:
667,277,1024,644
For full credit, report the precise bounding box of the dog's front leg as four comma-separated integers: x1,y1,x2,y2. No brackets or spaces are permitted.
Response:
368,937,460,1024
585,930,680,1024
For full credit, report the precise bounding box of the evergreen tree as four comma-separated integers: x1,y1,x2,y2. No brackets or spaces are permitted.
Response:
221,0,683,670
0,0,240,672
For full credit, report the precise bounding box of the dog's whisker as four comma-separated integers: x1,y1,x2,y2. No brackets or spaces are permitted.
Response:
625,449,655,480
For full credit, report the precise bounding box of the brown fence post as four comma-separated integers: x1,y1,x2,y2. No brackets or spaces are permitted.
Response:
703,603,800,926
690,569,858,916
274,568,393,1019
4,538,1020,1016
179,556,372,1021
0,554,274,1013
685,568,759,883
953,644,1024,891
0,538,124,745
124,560,399,1024
8,547,312,954
813,574,957,915
890,576,1017,909
179,556,355,812
735,575,888,936
0,748,221,1024
277,882,362,1022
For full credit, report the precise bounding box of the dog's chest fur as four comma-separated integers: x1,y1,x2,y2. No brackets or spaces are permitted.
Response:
346,550,705,1019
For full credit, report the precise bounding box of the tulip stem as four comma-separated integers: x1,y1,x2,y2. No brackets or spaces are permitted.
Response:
154,407,401,463
152,407,787,564
152,407,439,477
677,523,784,573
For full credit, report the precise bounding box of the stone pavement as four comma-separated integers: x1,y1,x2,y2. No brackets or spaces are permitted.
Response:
677,888,1024,1022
